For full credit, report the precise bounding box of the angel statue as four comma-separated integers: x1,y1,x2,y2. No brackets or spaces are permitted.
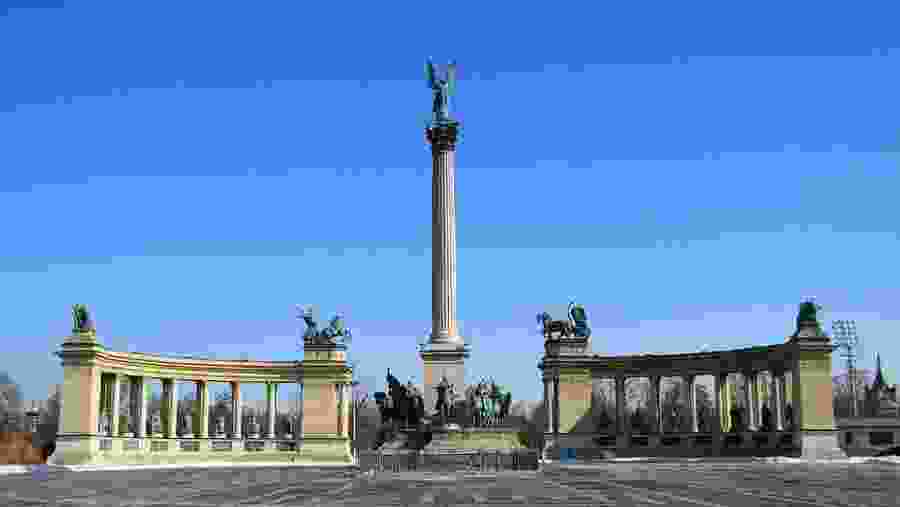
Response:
71,304,96,334
426,58,456,123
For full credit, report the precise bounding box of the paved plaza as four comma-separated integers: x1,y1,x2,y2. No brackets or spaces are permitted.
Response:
1,461,898,506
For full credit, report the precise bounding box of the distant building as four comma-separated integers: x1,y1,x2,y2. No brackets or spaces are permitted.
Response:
864,354,899,418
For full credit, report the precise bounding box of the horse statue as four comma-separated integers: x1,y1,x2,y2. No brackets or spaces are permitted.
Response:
537,300,591,340
378,369,424,428
537,311,573,340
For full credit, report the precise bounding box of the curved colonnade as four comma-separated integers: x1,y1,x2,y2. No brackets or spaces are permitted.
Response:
540,317,844,459
53,333,352,466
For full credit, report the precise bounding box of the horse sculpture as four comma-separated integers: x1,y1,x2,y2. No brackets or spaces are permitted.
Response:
377,369,424,429
537,300,591,340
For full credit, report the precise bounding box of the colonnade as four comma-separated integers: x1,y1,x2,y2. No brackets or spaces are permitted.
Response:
543,370,792,437
96,375,342,441
55,333,354,465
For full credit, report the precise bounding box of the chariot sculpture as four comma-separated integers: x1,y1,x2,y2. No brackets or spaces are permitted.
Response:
298,305,352,346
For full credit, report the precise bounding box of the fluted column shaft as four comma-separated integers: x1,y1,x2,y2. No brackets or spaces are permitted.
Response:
615,375,627,437
266,383,277,439
431,142,458,342
165,379,177,437
772,373,784,431
136,377,148,438
231,381,242,438
196,381,209,438
110,374,121,436
649,376,660,434
686,374,698,433
743,372,757,431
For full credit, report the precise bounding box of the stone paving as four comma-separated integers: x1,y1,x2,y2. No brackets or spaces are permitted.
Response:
1,461,898,506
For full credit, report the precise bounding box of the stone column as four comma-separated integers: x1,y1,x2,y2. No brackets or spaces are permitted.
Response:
230,381,242,439
196,381,209,439
543,378,553,434
686,374,699,433
334,384,342,436
428,121,461,346
165,379,178,438
718,372,730,433
266,382,277,439
743,372,756,431
110,374,121,436
552,375,560,435
421,119,468,413
777,372,787,430
648,376,660,434
344,384,352,438
713,372,724,451
615,375,626,434
136,377,148,439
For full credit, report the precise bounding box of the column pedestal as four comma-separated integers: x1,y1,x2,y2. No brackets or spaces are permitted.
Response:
420,343,469,418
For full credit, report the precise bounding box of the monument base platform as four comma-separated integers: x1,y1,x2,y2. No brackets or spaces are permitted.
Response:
50,435,352,466
427,427,525,451
792,430,847,460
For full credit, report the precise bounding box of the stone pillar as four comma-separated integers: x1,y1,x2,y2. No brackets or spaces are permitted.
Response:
196,381,209,439
743,372,757,431
343,384,352,438
778,373,788,430
718,373,730,433
136,377,148,439
266,382,277,439
421,119,469,413
686,374,699,433
713,372,724,451
110,374,121,436
427,120,462,346
335,383,344,436
769,374,781,431
648,376,660,434
543,378,553,434
789,329,845,459
552,375,561,434
164,379,177,438
230,381,242,439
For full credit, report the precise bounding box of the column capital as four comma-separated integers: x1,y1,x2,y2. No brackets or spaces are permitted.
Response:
426,120,461,151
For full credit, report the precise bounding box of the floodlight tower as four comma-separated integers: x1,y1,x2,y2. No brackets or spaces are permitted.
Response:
832,320,860,417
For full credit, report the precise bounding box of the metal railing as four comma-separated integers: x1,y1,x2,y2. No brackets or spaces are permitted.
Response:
358,449,540,473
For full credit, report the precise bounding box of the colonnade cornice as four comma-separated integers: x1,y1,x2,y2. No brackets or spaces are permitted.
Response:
540,341,800,379
58,346,354,384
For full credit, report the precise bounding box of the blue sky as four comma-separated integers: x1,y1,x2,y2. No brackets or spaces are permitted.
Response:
2,1,900,404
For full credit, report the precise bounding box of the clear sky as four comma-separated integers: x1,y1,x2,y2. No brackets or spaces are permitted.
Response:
2,1,899,404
